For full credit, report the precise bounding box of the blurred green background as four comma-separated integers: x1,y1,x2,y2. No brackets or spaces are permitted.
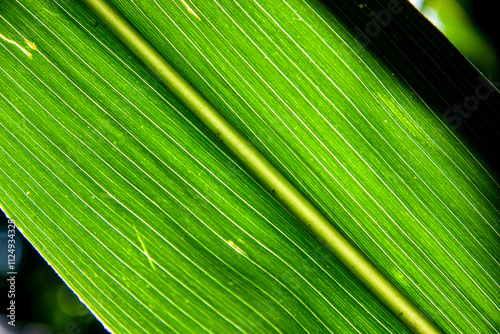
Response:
1,0,498,332
410,0,499,78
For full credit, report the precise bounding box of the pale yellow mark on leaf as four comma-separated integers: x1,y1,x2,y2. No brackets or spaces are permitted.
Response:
26,39,37,51
180,0,201,21
226,240,246,256
0,32,33,58
135,226,156,271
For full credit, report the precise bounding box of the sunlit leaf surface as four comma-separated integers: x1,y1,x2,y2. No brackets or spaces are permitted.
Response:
0,0,498,332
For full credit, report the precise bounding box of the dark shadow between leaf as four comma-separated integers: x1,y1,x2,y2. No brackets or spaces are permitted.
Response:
317,0,500,183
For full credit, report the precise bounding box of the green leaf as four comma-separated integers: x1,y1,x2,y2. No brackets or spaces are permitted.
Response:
0,0,498,333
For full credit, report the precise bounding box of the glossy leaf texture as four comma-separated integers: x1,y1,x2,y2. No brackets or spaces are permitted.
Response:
0,0,499,333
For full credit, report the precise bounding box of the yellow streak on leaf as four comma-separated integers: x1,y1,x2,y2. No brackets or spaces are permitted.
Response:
0,32,32,58
227,240,246,256
26,39,37,51
135,227,156,271
180,0,201,21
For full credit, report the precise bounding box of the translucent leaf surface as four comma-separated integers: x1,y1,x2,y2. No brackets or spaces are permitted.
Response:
1,0,498,332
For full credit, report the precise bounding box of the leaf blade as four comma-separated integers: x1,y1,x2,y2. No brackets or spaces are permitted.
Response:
0,0,498,333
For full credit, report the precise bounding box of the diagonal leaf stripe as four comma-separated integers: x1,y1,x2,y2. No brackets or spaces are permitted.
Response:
0,0,499,333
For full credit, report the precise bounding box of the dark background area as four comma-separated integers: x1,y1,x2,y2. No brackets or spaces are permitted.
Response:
470,1,500,78
0,210,108,334
1,0,498,333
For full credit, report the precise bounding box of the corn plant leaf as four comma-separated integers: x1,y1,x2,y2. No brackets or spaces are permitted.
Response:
0,0,498,333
